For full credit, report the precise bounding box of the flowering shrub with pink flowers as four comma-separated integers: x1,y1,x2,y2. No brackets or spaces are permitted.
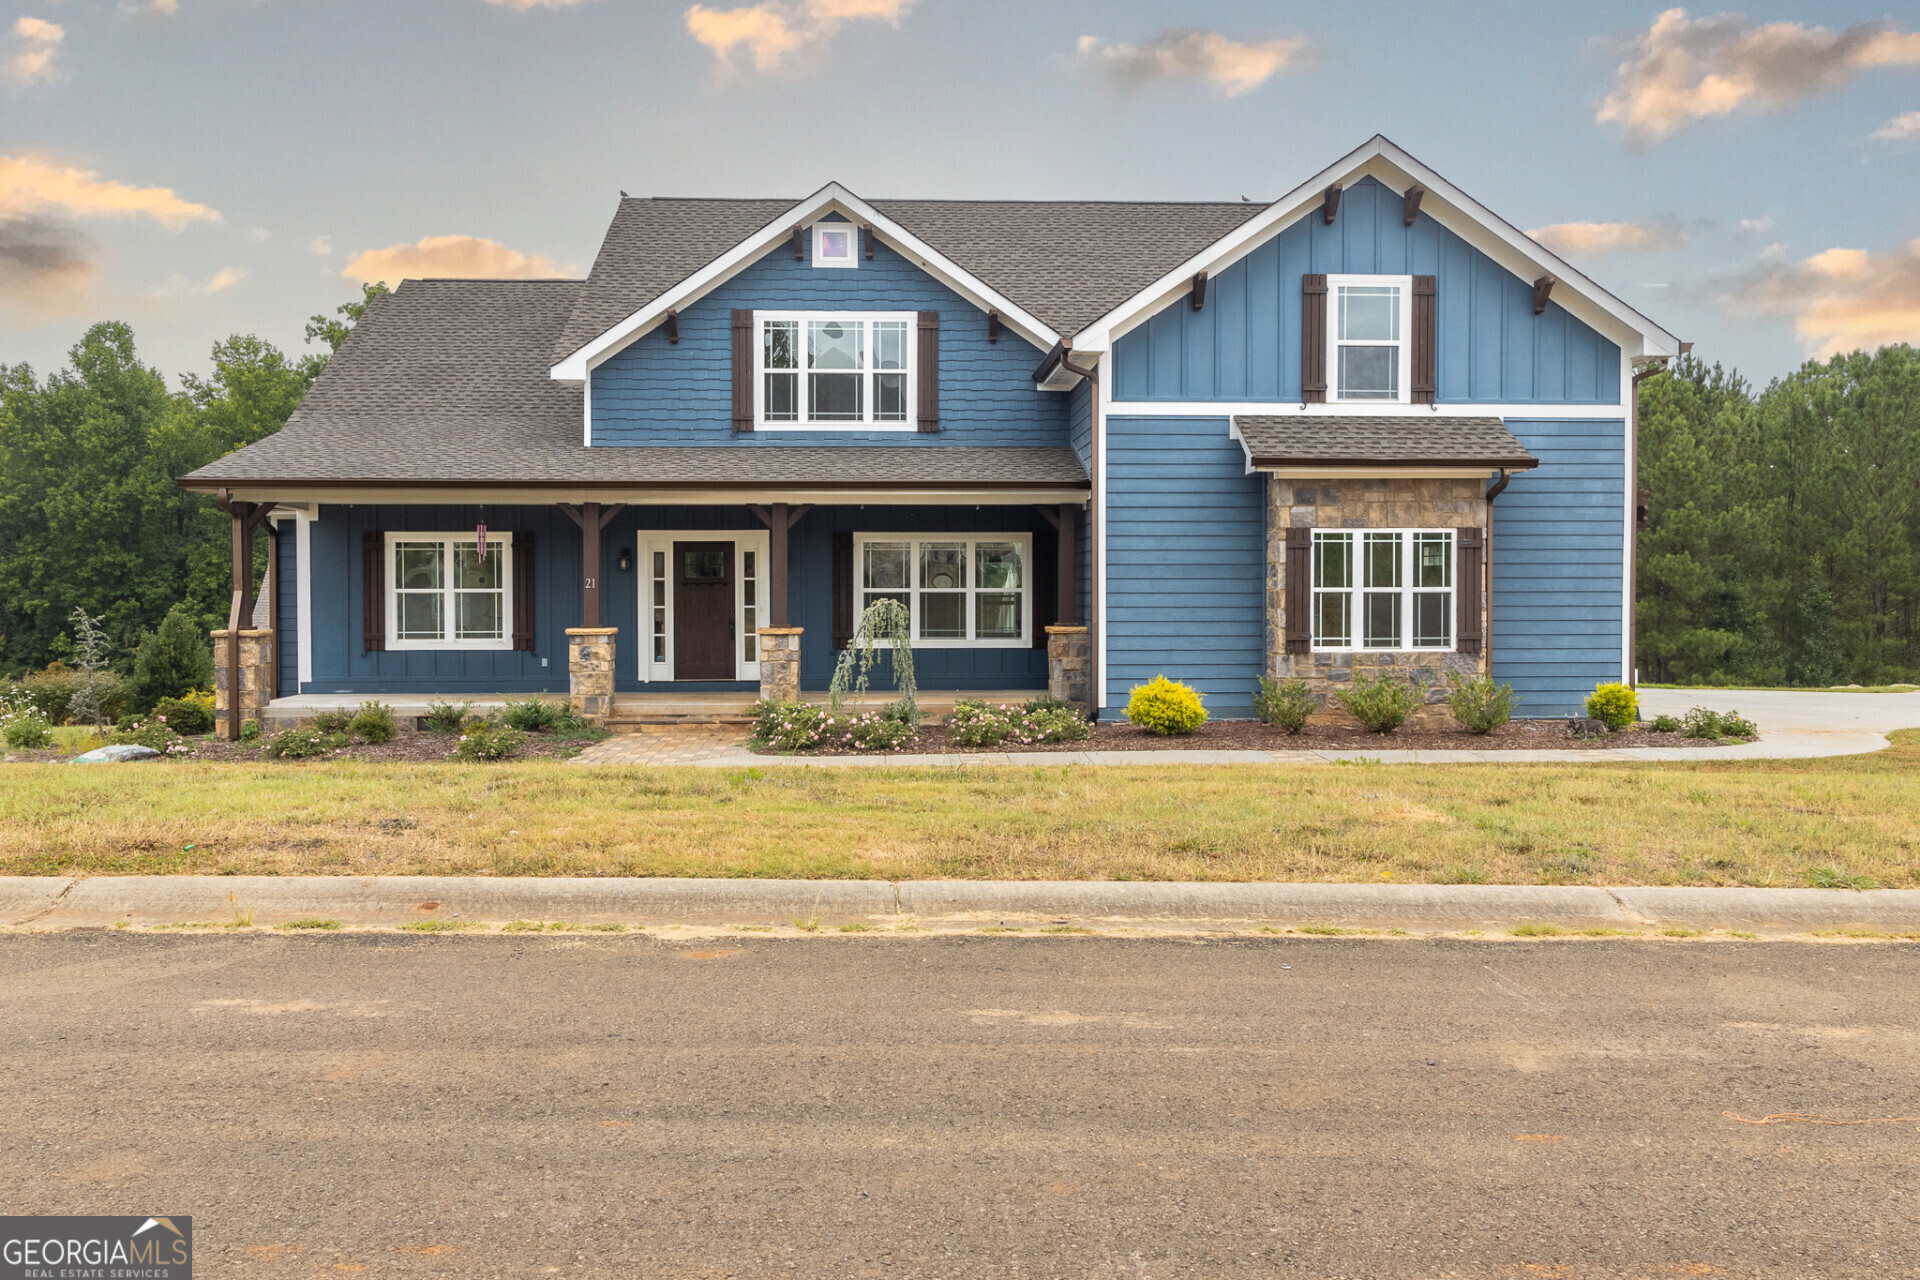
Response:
946,699,1090,748
750,699,916,752
110,714,194,756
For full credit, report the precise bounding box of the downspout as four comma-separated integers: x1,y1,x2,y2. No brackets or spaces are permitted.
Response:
1484,468,1511,672
1059,349,1100,723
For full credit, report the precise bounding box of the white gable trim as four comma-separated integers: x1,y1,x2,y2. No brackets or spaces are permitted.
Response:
550,182,1061,383
1069,135,1681,362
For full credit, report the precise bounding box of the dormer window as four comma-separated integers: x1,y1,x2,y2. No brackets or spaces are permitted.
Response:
757,311,914,429
1328,275,1411,402
812,223,857,268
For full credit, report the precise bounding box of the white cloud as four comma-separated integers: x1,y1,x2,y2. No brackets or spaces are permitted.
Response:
308,234,333,256
1727,238,1920,356
1738,215,1775,236
0,152,219,227
152,265,244,297
1871,110,1920,141
341,234,567,286
1599,8,1920,143
6,16,64,85
1527,220,1688,257
246,226,271,243
1075,28,1308,97
685,0,910,72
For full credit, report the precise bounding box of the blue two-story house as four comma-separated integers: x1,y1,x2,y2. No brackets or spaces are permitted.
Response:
181,136,1680,736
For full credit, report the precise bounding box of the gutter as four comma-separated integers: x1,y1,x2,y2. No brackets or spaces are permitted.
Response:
1057,348,1101,723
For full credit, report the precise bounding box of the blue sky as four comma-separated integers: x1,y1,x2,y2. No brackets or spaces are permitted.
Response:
4,0,1919,386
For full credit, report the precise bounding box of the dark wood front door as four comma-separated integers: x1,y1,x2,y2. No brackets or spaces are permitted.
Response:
673,542,734,680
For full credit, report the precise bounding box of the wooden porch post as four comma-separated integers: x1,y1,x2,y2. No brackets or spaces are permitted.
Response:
581,500,601,627
1057,502,1076,626
770,501,789,627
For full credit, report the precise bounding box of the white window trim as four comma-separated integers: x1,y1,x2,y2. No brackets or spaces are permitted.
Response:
754,310,918,432
1310,527,1455,653
1326,274,1413,406
811,222,858,269
384,531,514,652
638,530,771,683
852,532,1033,649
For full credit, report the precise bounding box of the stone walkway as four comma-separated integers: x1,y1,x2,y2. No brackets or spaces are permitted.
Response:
568,687,1918,768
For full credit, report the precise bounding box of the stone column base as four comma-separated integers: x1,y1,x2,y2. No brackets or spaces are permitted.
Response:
212,628,274,737
566,627,620,723
757,627,803,704
1046,626,1090,707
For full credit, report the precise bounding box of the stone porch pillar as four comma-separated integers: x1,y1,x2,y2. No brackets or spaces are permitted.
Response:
212,628,274,738
1045,625,1090,706
566,627,619,723
757,627,803,703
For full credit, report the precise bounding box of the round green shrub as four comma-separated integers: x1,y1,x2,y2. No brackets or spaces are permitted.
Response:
451,718,525,762
3,717,53,749
263,726,347,759
1334,673,1416,733
349,701,398,744
1125,676,1208,736
503,696,564,732
1584,682,1639,731
946,700,1012,747
1254,676,1315,733
310,708,354,735
151,695,214,736
127,605,216,713
1446,674,1516,735
421,700,473,733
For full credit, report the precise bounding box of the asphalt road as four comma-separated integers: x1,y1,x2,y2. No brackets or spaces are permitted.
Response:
3,934,1916,1279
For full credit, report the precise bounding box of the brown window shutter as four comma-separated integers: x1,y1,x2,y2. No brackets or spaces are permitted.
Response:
917,310,940,432
1456,527,1484,655
361,530,385,653
831,531,853,649
1301,275,1328,404
1411,275,1437,405
512,532,536,652
731,309,754,432
1284,526,1312,654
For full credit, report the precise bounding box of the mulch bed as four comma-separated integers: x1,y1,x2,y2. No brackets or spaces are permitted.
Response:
3,725,598,765
775,718,1733,756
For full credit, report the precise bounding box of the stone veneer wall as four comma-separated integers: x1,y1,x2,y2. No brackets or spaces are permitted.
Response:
1266,478,1488,727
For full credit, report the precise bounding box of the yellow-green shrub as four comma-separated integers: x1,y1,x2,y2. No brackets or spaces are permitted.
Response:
1124,676,1208,736
1584,682,1638,731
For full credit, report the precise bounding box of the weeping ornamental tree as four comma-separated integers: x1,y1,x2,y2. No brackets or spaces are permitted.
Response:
827,599,918,724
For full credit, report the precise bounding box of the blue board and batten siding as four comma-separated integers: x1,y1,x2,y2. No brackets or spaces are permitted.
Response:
1489,419,1626,717
1111,178,1622,405
274,519,298,696
591,232,1068,448
1103,416,1266,718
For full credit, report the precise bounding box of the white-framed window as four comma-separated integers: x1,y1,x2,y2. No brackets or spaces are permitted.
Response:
1327,274,1412,403
812,223,857,268
386,532,513,650
1311,528,1453,651
637,530,770,682
756,311,914,430
853,533,1031,648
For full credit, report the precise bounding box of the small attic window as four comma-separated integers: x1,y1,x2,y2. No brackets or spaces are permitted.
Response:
813,224,857,269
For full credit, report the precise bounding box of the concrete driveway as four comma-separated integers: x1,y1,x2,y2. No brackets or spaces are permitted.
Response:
1639,686,1920,739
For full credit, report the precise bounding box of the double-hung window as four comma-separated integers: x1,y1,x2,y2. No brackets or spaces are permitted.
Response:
387,533,513,650
758,312,913,429
1310,529,1452,651
854,534,1030,646
1327,275,1411,403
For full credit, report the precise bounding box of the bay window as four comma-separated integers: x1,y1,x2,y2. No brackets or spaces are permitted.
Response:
1311,529,1452,651
854,533,1030,646
758,312,913,429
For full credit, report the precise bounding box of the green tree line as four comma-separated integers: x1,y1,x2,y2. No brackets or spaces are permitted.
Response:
2,296,1914,687
0,287,383,678
1637,344,1920,685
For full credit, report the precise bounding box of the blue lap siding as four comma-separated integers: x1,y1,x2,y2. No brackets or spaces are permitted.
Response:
1489,419,1627,716
1104,415,1265,718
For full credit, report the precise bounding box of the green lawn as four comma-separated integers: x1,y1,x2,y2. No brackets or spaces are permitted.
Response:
0,732,1915,887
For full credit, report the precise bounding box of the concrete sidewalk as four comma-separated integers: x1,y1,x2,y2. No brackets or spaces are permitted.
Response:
4,876,1916,935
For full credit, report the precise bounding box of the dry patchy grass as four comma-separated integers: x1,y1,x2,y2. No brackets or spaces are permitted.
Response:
0,731,1916,886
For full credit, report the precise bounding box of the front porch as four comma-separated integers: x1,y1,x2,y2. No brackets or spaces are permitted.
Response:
258,688,1052,734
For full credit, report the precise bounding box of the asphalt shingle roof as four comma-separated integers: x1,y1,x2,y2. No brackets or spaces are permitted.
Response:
552,195,1267,361
1234,415,1539,468
182,279,1087,489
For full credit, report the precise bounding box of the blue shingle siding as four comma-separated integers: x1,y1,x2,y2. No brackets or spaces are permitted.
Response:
275,519,297,695
1104,416,1265,718
1489,418,1627,717
590,238,1068,447
1112,177,1621,406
